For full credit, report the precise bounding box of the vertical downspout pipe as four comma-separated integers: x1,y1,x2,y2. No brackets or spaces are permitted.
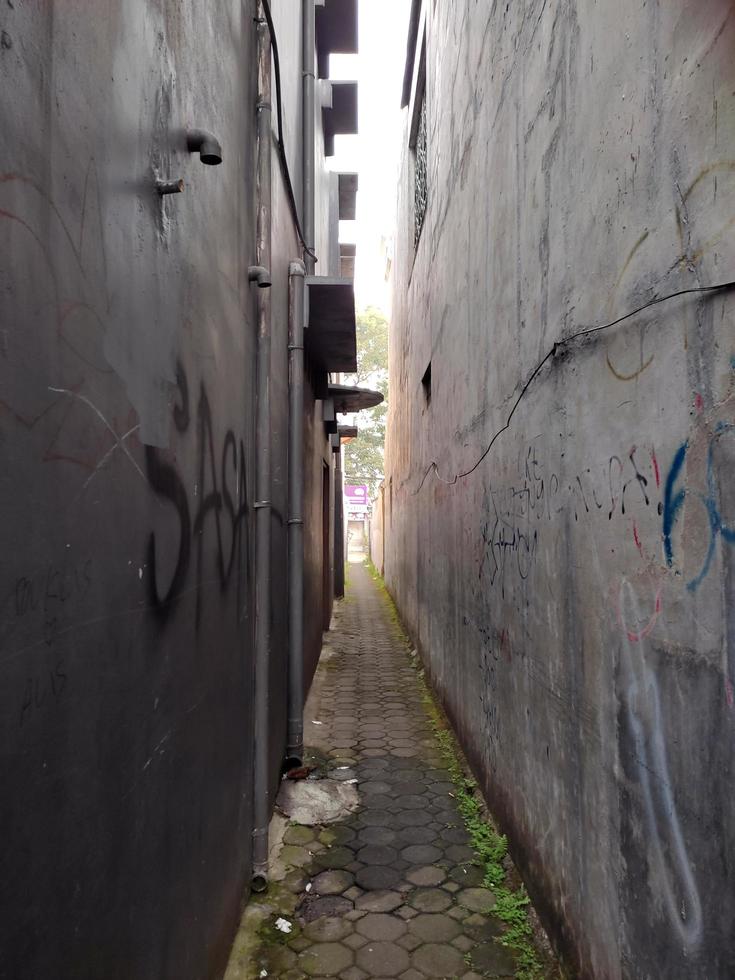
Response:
252,3,272,893
286,261,306,766
302,0,316,274
334,448,344,598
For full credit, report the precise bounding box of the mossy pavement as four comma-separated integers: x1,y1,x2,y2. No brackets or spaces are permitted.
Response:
224,558,564,980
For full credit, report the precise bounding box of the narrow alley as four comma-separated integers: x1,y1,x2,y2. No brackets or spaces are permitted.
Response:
226,558,561,980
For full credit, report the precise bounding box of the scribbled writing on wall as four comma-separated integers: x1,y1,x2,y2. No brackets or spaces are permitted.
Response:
477,442,661,595
146,362,250,626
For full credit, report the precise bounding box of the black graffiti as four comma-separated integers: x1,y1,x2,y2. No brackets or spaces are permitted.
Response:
19,660,67,727
146,364,249,624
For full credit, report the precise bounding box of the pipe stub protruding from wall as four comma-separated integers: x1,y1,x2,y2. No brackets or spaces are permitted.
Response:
248,265,272,289
186,130,223,165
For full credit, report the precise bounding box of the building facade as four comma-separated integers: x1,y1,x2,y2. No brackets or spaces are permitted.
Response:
0,1,361,977
385,2,735,977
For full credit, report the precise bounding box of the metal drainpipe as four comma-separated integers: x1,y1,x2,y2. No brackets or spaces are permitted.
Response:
302,0,316,274
252,3,273,894
286,261,306,767
334,446,345,598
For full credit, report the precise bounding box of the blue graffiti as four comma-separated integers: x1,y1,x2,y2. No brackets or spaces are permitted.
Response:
662,423,735,591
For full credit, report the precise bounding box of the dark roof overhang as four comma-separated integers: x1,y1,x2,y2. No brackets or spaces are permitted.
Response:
323,81,358,157
328,383,384,414
316,0,358,78
338,425,358,440
305,276,357,373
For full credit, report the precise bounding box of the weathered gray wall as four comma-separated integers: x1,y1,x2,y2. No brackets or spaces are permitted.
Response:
0,0,340,976
386,2,735,977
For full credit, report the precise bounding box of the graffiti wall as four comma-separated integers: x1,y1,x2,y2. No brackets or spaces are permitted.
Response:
0,2,259,978
386,1,735,976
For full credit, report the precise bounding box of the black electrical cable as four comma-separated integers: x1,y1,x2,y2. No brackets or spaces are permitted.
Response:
412,279,735,495
260,0,318,264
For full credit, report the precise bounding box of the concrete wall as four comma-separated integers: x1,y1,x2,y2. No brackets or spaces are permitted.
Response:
386,2,735,977
369,486,385,575
0,1,341,976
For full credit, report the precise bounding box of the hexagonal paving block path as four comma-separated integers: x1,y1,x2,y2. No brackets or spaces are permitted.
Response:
226,559,559,980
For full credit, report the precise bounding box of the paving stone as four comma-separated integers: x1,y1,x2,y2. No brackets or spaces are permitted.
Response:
356,942,411,976
355,865,401,891
340,967,368,980
411,943,466,977
399,970,426,980
281,844,316,868
452,934,474,952
394,810,433,828
299,942,354,976
408,888,452,913
317,847,356,870
406,866,446,887
355,890,404,913
408,912,462,942
361,781,392,795
443,881,460,893
303,916,353,942
359,809,394,826
362,794,395,809
284,825,317,846
343,932,369,950
397,932,424,952
448,864,485,887
396,827,437,846
343,886,362,901
321,825,357,847
445,844,475,863
401,844,443,865
262,945,298,971
392,770,425,783
396,906,419,919
457,887,497,913
357,845,398,865
447,906,469,921
396,795,427,809
288,935,311,952
356,826,398,847
356,913,407,941
301,896,353,921
463,913,504,942
332,768,358,782
313,870,354,895
469,941,518,975
284,869,309,893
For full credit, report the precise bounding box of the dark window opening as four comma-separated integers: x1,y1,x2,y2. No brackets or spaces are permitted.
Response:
421,361,432,404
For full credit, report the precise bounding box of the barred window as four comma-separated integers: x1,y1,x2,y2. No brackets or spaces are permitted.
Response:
413,87,427,250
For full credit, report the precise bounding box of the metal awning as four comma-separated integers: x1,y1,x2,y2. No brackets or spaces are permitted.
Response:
323,81,358,156
316,0,358,78
338,172,358,219
305,277,357,373
328,383,384,414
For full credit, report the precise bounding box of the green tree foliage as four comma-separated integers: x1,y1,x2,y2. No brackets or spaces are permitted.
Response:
343,307,388,502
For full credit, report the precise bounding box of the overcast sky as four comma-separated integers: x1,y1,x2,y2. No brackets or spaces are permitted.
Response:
330,0,412,315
